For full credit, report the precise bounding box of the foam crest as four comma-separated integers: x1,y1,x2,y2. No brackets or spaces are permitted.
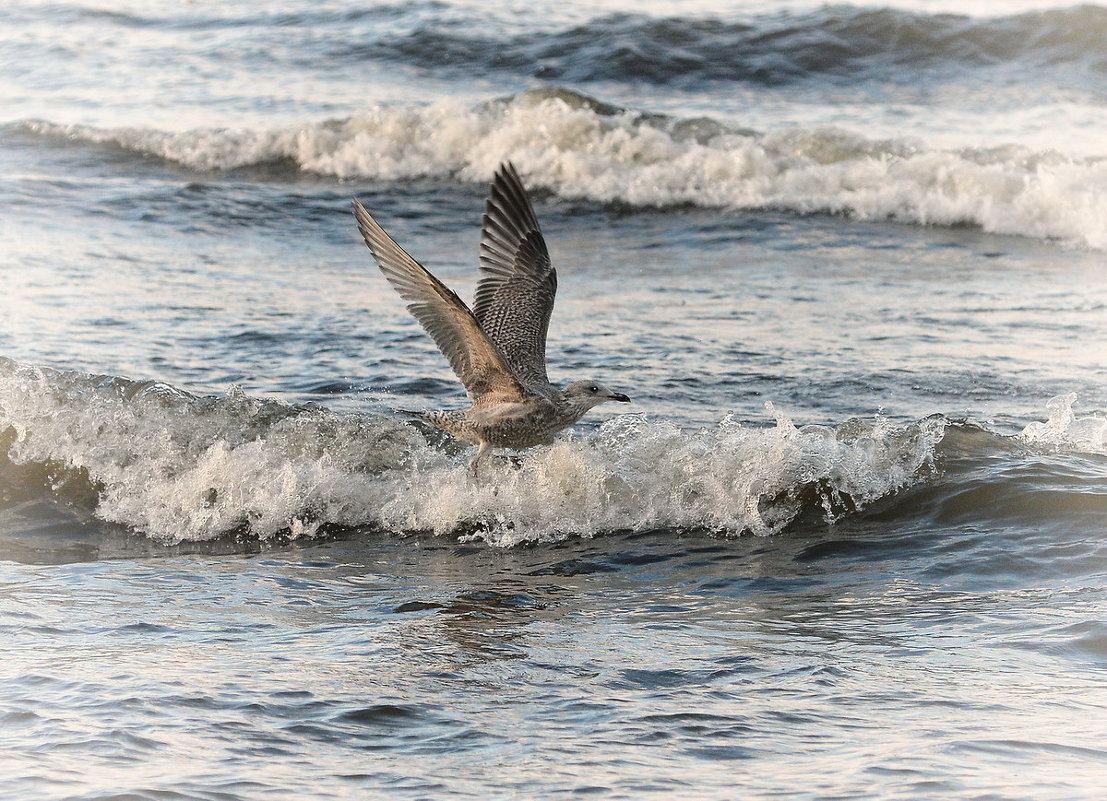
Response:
1018,394,1107,456
0,359,426,542
0,359,945,545
386,407,946,546
22,89,1107,248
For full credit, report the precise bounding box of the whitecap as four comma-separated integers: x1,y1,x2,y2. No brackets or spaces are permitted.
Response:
20,89,1107,249
0,359,946,545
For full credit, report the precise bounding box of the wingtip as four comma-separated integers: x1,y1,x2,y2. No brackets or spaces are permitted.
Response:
351,197,378,242
484,159,541,242
493,160,521,187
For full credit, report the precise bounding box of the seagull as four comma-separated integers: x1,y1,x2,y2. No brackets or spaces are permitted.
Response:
353,162,630,476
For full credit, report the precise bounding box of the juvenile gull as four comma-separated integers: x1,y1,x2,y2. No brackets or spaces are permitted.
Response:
353,162,630,476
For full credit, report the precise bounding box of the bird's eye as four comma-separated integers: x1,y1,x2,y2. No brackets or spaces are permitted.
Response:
589,386,598,393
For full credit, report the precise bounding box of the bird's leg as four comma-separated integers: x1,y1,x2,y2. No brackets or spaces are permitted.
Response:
469,441,491,478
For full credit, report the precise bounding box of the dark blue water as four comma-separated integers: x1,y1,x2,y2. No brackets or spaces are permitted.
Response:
2,1,1106,798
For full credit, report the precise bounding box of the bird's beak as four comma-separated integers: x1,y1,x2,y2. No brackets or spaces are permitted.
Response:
610,392,631,403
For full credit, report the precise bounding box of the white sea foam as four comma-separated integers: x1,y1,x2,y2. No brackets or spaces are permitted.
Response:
386,408,946,547
1018,394,1107,456
0,359,944,545
24,90,1107,248
0,360,425,542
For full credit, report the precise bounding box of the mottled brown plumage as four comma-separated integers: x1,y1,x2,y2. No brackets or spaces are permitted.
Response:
353,162,629,475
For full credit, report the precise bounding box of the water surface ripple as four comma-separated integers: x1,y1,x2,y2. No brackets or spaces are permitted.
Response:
2,0,1106,798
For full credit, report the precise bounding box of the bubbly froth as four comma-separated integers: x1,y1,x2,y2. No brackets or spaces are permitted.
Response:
18,86,1107,249
1,358,950,546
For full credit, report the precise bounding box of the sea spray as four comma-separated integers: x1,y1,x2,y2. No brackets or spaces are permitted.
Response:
1,359,947,544
0,359,426,542
1019,394,1107,456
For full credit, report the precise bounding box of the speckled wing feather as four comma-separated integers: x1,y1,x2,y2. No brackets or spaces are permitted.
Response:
353,198,526,401
473,163,557,387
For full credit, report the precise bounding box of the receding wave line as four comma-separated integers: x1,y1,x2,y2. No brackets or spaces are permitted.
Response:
16,88,1107,248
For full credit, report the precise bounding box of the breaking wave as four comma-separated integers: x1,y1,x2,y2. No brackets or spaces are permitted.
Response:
0,357,947,546
17,87,1107,248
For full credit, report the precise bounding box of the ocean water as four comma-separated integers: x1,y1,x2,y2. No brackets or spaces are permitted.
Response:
2,0,1106,798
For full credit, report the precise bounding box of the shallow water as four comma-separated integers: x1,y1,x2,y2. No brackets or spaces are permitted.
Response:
5,506,1107,799
2,0,1107,798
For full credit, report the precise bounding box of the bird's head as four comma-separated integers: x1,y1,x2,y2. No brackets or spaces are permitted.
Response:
563,380,631,408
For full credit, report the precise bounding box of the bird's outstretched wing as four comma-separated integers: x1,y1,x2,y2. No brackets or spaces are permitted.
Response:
473,163,557,387
353,198,526,401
